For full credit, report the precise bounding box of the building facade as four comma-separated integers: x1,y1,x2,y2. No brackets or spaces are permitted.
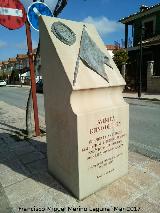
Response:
0,49,37,84
119,4,160,93
106,45,120,58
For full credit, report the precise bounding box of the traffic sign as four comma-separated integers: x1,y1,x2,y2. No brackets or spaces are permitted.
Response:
27,2,53,31
0,0,26,30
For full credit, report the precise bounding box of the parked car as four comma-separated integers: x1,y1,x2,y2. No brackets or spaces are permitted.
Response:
0,80,7,86
36,79,43,93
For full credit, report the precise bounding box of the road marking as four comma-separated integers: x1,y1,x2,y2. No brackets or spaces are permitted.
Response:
0,7,23,17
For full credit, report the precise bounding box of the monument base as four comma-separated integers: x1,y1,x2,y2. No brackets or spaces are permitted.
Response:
47,87,128,200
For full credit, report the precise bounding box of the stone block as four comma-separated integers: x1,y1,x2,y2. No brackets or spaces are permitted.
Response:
40,16,129,199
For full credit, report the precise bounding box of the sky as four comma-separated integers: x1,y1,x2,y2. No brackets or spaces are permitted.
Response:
0,0,160,61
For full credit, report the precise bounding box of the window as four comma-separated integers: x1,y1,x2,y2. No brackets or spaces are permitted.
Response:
142,16,156,40
144,21,154,39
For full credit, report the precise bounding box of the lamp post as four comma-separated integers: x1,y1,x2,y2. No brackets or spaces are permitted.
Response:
138,25,145,98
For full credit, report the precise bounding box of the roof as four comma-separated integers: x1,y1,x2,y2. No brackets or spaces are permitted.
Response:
8,58,17,63
106,45,120,51
2,61,9,65
119,3,160,24
17,49,37,60
16,54,28,60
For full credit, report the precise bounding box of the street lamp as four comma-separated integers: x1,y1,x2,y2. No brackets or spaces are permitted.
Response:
138,25,145,98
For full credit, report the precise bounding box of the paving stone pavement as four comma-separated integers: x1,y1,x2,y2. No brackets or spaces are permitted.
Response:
0,182,13,213
0,101,160,213
123,92,160,101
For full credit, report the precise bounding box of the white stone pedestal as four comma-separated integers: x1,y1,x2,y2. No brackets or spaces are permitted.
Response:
39,16,129,200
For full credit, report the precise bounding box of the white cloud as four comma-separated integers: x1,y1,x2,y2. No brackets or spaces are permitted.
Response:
15,40,38,50
0,40,7,49
83,16,122,36
32,40,38,49
15,41,27,50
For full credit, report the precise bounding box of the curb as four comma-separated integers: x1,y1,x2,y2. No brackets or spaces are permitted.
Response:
123,96,160,102
6,85,31,88
129,141,160,161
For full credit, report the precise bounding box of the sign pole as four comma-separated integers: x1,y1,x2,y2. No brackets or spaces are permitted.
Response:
25,19,40,136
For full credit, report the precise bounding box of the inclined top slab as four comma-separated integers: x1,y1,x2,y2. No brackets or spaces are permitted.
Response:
40,16,125,90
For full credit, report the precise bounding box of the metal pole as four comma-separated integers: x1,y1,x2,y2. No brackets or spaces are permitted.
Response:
138,26,143,98
25,19,40,136
19,60,22,87
125,24,128,49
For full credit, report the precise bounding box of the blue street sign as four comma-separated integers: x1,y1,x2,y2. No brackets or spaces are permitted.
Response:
27,2,53,31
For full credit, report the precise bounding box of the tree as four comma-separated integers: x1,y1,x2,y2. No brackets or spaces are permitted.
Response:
113,49,128,70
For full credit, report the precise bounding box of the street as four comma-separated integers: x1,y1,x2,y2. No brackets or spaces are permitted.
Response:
0,86,45,117
126,98,160,159
0,86,160,158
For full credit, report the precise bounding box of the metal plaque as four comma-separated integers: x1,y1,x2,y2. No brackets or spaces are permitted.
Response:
51,21,76,46
73,26,113,85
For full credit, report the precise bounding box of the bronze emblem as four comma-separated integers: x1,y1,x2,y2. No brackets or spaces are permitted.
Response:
51,21,76,46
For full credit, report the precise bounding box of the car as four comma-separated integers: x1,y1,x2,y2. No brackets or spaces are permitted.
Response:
36,79,43,93
0,80,7,86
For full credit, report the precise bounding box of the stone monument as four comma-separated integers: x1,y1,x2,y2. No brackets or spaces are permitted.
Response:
39,16,129,200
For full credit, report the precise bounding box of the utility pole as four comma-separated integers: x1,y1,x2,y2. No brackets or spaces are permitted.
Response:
138,25,145,98
25,19,40,136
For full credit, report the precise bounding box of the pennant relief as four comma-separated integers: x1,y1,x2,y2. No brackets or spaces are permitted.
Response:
51,22,113,85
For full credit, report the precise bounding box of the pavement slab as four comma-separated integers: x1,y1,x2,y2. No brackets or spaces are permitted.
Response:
128,152,151,167
18,151,45,165
25,158,48,175
129,195,160,213
0,158,30,188
143,181,160,207
126,165,159,191
0,169,28,188
95,176,143,207
0,100,160,213
0,183,13,213
9,141,36,155
142,160,160,178
31,171,62,191
4,178,44,205
0,158,29,176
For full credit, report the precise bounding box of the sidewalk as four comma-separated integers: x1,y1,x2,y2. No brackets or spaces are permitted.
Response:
123,92,160,101
0,101,160,213
6,85,31,88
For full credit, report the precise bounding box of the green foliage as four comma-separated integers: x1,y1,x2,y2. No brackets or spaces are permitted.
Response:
113,49,128,70
10,70,19,81
0,71,8,80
